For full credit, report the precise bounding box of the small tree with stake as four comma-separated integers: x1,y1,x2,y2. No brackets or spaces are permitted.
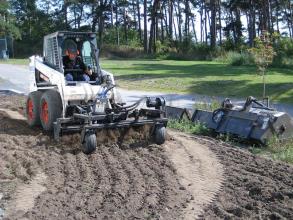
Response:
248,31,276,101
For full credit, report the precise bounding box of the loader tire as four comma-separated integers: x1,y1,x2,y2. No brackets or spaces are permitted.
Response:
82,132,97,154
155,125,166,145
26,91,42,127
40,90,62,131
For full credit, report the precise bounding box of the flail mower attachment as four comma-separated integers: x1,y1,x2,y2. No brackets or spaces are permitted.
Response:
165,106,192,121
192,96,293,144
53,96,168,154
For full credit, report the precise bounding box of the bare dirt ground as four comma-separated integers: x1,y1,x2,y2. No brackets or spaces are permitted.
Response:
0,95,292,220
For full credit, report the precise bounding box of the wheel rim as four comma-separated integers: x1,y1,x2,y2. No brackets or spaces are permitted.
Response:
41,100,49,124
27,99,33,121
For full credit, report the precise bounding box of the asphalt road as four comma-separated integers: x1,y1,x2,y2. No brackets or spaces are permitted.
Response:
1,63,293,116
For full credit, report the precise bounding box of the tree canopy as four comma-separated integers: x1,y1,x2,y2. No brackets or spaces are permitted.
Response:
3,0,293,57
0,0,20,39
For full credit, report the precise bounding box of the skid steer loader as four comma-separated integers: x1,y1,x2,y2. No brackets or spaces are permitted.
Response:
26,31,167,154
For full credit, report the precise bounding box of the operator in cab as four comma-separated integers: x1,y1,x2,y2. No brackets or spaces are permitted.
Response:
63,42,92,81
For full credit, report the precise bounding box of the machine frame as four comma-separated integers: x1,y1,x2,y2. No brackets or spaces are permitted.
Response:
27,31,168,154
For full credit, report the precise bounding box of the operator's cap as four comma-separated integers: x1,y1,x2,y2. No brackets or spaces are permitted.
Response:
68,47,77,53
63,39,78,54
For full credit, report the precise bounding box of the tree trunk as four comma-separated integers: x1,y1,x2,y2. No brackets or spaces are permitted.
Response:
200,0,203,43
143,0,148,52
168,0,173,39
164,5,169,37
173,16,178,40
248,0,256,46
115,2,119,46
269,0,274,32
235,8,241,44
285,4,292,37
191,16,197,42
132,0,137,30
204,4,208,44
92,5,97,32
210,0,216,48
161,12,164,42
137,0,142,43
289,0,293,37
175,2,182,42
276,0,280,33
110,0,113,26
73,5,77,29
77,4,83,29
98,16,104,46
218,0,222,45
149,21,155,53
149,0,160,53
184,0,190,37
123,9,128,44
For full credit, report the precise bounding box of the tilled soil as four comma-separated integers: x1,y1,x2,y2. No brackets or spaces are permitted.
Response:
0,95,292,220
197,136,293,219
0,112,189,219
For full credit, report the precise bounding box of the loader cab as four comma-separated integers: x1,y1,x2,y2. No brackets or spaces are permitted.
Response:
43,31,101,82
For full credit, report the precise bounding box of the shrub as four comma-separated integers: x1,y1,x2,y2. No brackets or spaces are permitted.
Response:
214,51,254,66
193,98,221,111
168,119,209,135
101,44,145,58
164,42,213,61
229,52,246,66
265,136,293,164
268,35,293,67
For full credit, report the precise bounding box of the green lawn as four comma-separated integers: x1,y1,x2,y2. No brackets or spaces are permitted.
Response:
0,58,29,65
1,58,293,104
101,59,293,104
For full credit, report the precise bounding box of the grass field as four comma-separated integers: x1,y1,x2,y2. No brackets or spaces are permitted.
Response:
0,58,29,65
1,58,293,104
101,59,293,104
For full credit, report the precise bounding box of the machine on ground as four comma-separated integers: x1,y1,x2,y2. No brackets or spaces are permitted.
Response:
26,31,167,154
192,96,293,144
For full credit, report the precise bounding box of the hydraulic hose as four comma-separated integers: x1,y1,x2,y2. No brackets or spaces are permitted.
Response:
113,97,147,110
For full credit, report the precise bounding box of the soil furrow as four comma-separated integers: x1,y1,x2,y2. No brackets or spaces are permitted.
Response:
97,146,131,219
110,146,146,219
83,147,111,218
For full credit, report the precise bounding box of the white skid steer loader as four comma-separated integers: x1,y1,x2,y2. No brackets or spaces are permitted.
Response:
27,31,167,154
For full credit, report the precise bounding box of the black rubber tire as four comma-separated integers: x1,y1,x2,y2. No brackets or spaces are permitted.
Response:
39,90,63,131
26,91,42,127
155,126,166,145
82,132,97,154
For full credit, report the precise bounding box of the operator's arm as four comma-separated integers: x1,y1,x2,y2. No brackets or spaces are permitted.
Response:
77,57,92,76
63,56,70,70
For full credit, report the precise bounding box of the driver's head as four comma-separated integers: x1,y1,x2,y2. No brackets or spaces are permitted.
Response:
64,39,78,61
67,47,77,61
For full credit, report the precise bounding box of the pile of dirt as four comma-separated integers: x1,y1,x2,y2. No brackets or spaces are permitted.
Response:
0,94,292,220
